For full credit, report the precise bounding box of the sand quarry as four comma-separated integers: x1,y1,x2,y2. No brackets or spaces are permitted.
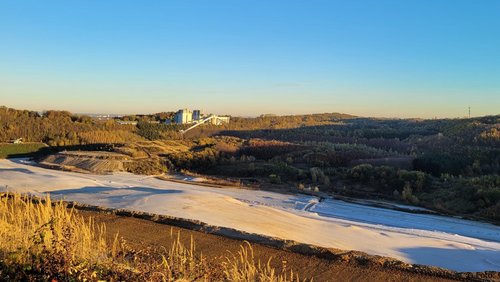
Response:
1,158,499,272
39,151,130,173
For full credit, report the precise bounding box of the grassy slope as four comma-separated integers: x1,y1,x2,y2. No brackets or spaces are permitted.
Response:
0,143,47,158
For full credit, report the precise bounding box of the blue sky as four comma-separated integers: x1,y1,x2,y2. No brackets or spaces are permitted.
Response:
0,0,499,118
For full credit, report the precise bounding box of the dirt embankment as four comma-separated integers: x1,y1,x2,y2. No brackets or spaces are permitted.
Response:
38,150,167,175
77,208,498,282
1,193,497,281
39,151,130,174
61,200,497,282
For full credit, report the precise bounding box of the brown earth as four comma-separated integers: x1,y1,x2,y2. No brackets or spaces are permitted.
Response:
79,210,460,282
38,150,167,175
39,151,129,174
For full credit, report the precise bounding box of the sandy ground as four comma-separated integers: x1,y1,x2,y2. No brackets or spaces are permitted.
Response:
1,158,499,272
79,209,457,282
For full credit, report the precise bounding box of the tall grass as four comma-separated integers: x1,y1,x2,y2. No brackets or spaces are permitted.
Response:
0,193,308,281
0,193,112,280
223,241,306,282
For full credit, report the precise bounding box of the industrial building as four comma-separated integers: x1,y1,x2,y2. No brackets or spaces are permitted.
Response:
170,108,230,133
173,109,194,124
210,115,230,125
192,110,201,121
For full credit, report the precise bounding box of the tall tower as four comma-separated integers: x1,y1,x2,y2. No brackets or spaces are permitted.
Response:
468,106,471,118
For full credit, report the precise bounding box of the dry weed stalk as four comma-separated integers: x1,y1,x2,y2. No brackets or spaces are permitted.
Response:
0,193,308,281
0,193,111,279
223,241,310,282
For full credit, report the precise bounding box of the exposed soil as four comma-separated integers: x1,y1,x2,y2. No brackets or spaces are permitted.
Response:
79,209,462,282
38,150,167,175
39,151,129,174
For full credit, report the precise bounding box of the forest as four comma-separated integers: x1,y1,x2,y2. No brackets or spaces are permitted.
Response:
1,105,499,223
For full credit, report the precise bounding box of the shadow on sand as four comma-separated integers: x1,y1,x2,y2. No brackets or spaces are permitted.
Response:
399,246,500,272
46,186,183,196
0,168,36,174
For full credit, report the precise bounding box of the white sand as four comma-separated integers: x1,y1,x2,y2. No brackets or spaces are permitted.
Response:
1,158,499,272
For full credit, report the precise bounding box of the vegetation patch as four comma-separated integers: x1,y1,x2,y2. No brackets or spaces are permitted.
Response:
0,142,47,158
0,193,309,281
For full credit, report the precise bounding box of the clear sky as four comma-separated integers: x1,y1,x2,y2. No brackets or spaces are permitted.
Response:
0,0,499,118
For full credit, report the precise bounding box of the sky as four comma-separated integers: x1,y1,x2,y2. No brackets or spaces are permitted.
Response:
0,0,499,118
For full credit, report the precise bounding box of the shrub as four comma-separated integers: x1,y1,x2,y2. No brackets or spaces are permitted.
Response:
269,174,282,184
401,183,419,204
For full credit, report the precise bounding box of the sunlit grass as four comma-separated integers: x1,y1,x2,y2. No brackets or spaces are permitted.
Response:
0,193,308,281
0,193,113,280
0,142,46,158
223,241,308,282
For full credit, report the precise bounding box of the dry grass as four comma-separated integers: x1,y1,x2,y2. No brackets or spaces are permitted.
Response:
223,241,308,282
78,130,145,144
134,140,191,154
0,193,113,280
0,193,309,281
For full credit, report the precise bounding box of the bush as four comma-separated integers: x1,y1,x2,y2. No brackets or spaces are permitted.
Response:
269,174,282,184
401,183,419,204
